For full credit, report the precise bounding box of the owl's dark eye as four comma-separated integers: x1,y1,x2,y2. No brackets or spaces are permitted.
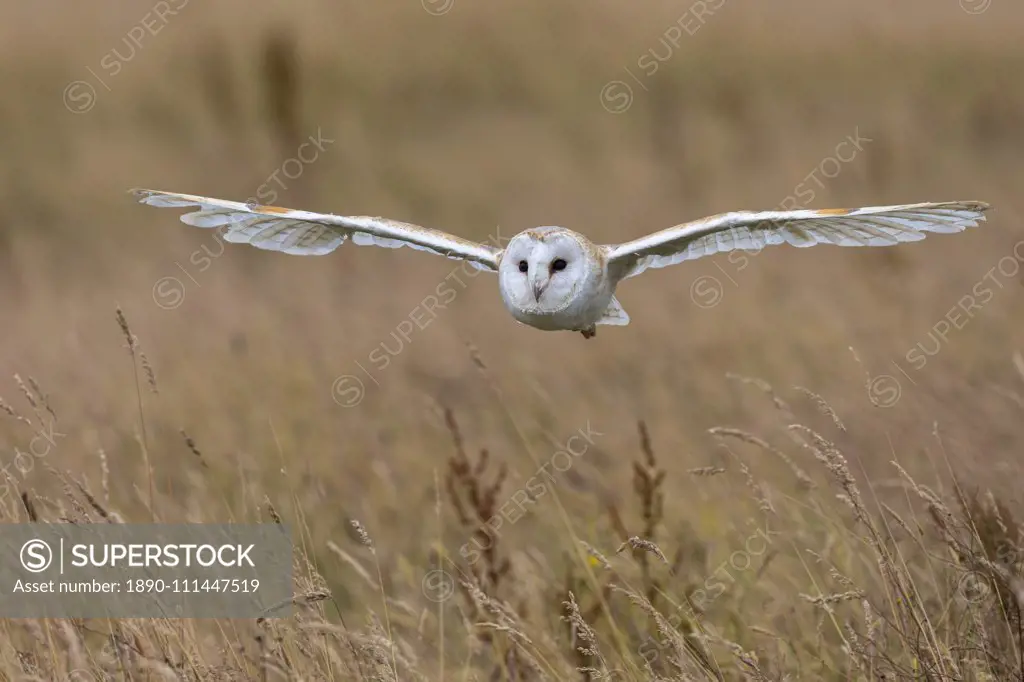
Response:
518,260,529,273
551,258,567,272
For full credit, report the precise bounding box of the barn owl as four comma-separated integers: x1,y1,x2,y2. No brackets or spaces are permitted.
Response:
133,189,989,339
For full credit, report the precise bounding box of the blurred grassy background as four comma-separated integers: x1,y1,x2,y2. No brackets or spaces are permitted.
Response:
1,0,1023,679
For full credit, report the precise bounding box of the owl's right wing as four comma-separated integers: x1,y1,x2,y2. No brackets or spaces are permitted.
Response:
603,201,989,280
133,189,502,271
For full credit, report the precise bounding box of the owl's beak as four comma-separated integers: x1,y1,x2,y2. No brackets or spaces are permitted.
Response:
532,280,548,303
532,278,547,302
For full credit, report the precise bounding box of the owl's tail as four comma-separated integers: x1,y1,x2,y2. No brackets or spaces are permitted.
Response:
596,296,630,326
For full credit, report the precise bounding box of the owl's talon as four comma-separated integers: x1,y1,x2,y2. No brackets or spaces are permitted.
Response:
580,327,596,339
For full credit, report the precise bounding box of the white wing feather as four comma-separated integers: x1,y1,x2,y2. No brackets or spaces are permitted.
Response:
132,189,502,271
604,201,989,280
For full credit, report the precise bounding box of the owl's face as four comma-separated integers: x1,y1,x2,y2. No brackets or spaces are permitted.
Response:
498,228,597,315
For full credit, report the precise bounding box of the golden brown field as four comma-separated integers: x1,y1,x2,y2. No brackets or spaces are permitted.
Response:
1,0,1023,679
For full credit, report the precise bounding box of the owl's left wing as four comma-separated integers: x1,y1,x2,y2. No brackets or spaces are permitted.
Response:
603,201,989,280
132,189,502,271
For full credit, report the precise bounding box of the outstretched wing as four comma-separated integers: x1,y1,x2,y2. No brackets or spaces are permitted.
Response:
603,201,989,280
132,189,502,271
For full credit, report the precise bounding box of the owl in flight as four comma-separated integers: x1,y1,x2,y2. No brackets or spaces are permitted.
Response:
133,189,989,339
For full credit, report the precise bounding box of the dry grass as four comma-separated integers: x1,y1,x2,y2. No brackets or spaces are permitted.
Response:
1,1,1024,679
